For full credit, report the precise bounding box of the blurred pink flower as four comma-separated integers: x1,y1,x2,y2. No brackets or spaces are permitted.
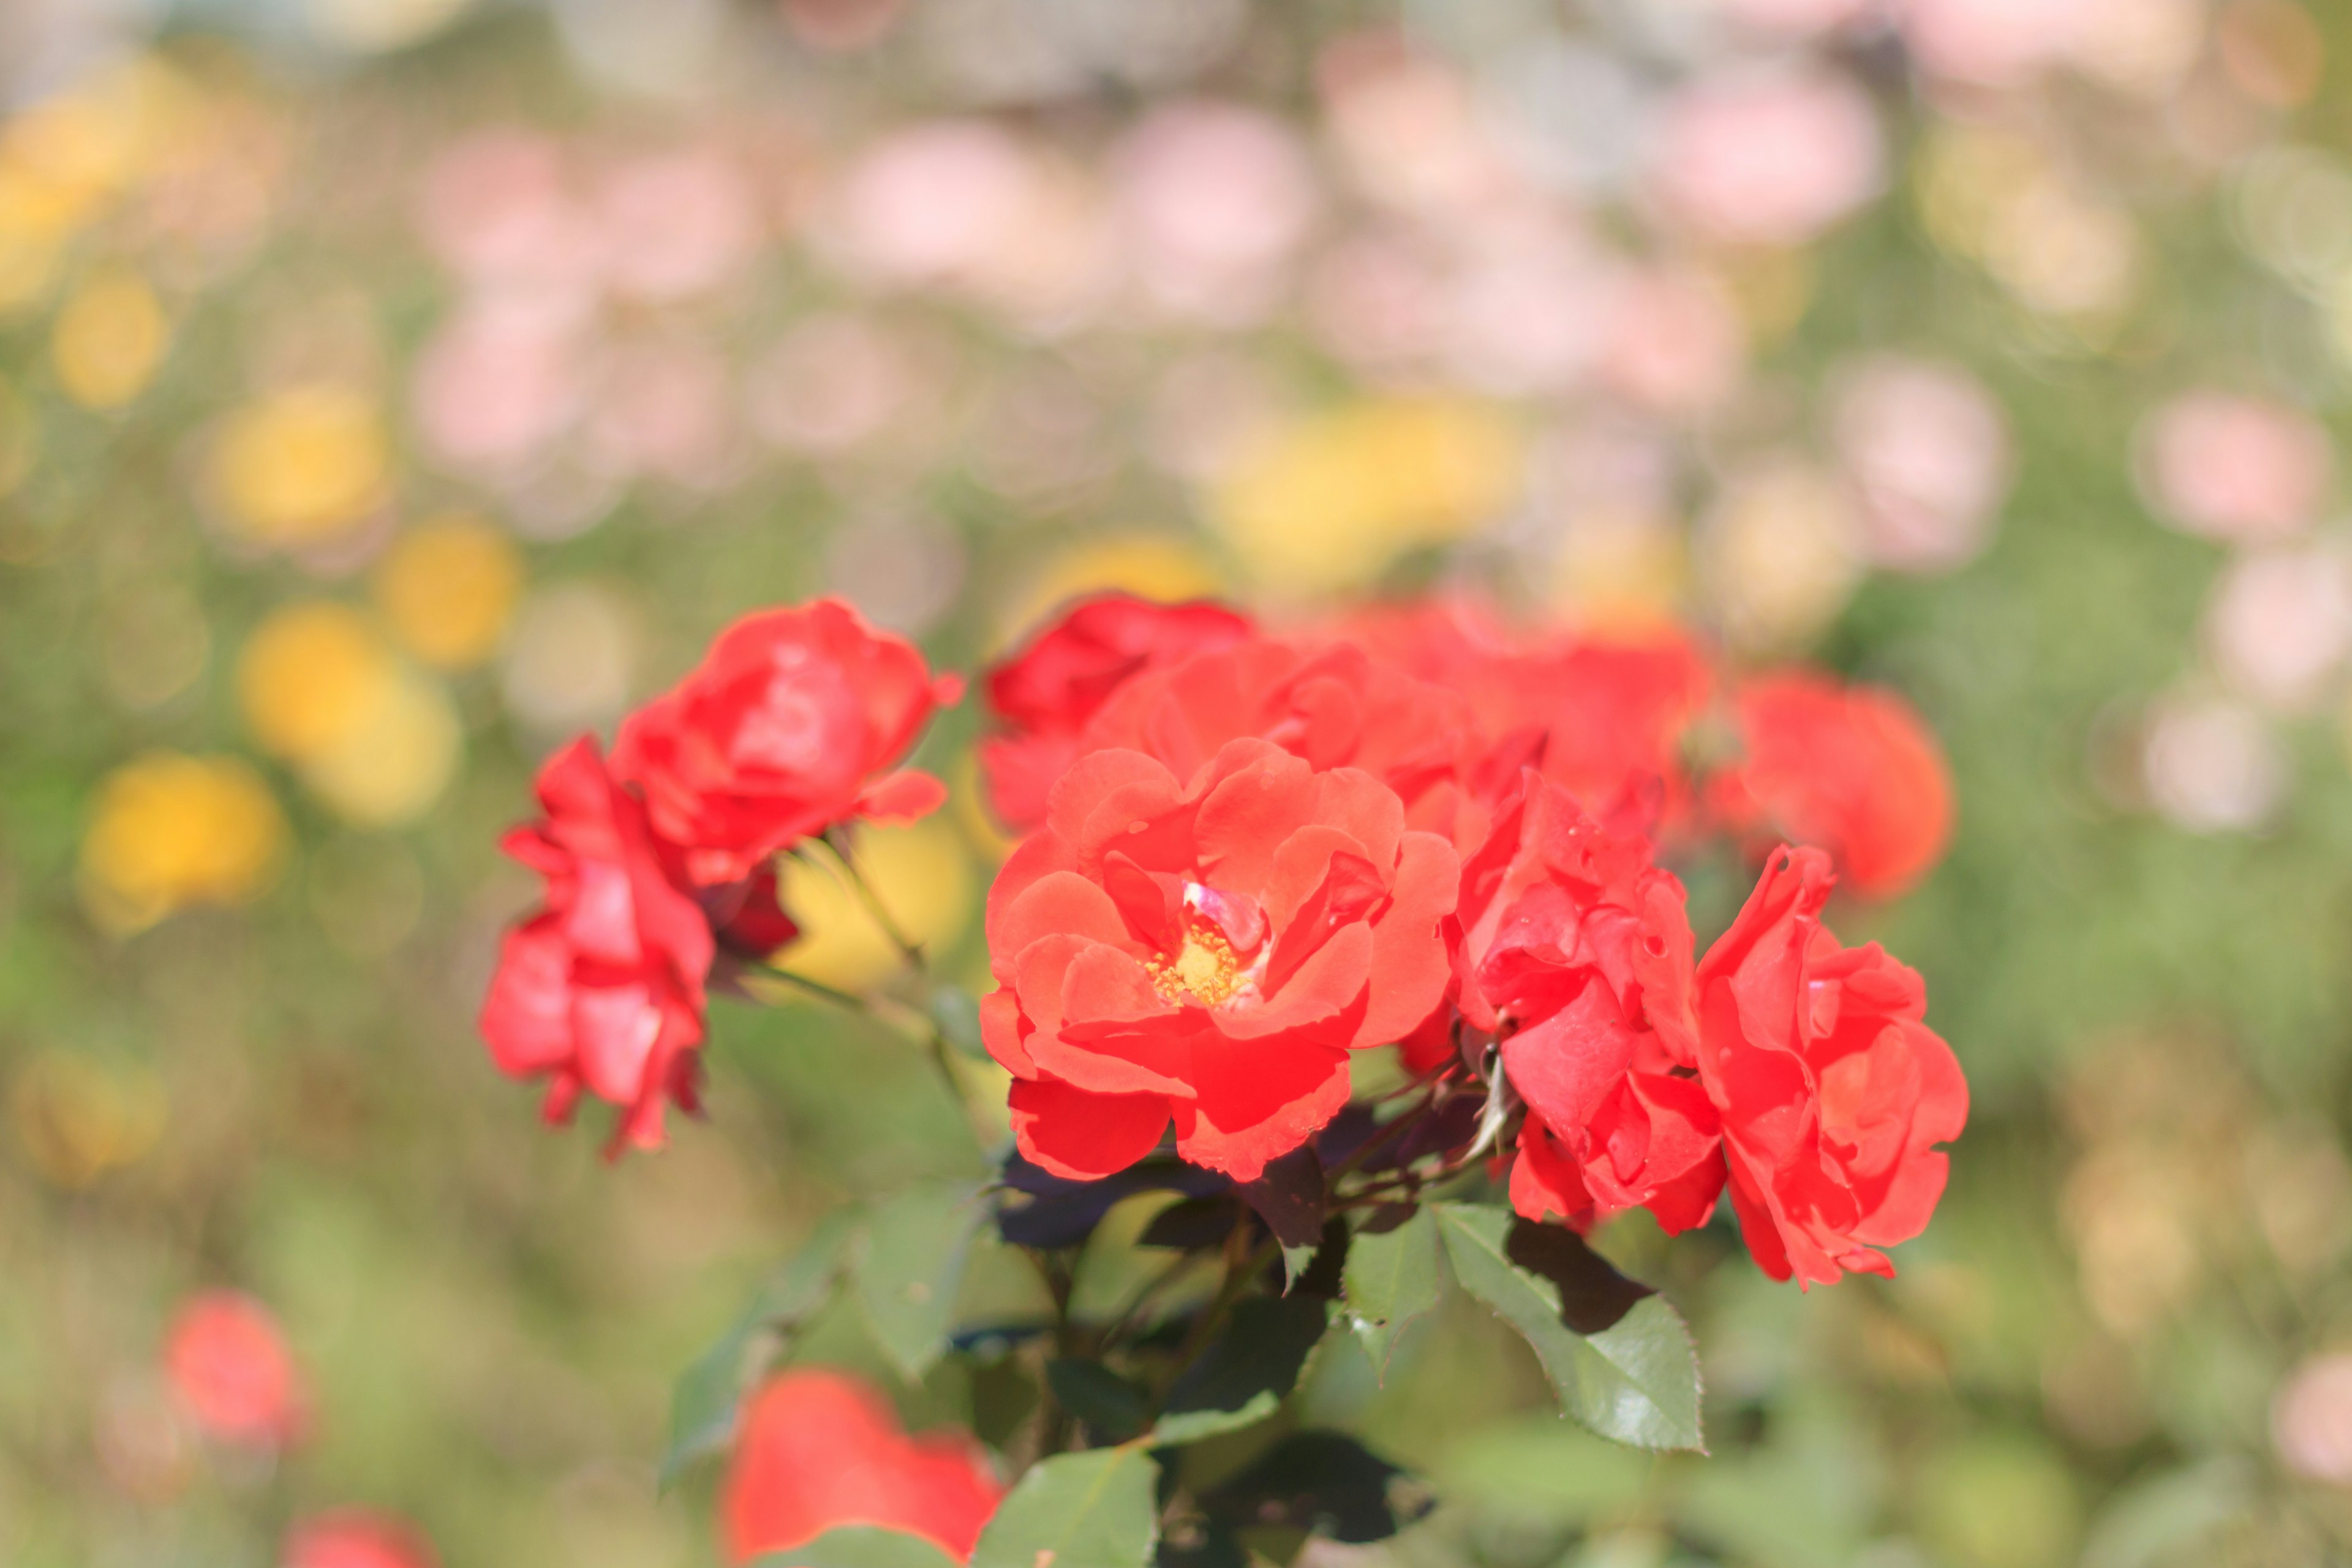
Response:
2206,545,2352,712
2275,1352,2352,1483
411,302,588,474
1830,356,2013,574
746,314,926,456
595,149,760,303
584,337,738,487
418,131,601,301
1303,229,1446,371
778,0,905,53
2142,692,2286,834
1110,102,1321,326
2139,392,2332,543
1438,209,1608,396
1316,33,1503,217
1898,0,2083,87
282,1510,440,1568
1600,266,1746,417
1650,69,1883,248
829,121,1042,288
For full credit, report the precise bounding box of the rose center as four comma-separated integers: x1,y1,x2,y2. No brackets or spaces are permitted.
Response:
1148,921,1245,1008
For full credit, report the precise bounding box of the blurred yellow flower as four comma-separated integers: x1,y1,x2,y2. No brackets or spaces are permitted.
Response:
303,0,478,54
371,513,523,668
238,601,396,760
1549,509,1687,633
78,752,285,933
0,171,71,316
12,1052,168,1189
1913,124,2042,263
208,385,391,546
1698,458,1863,651
298,665,464,827
775,819,974,992
51,266,170,410
1211,398,1522,595
1001,533,1224,646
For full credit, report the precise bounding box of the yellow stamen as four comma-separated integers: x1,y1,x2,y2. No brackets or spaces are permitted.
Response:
1147,921,1245,1008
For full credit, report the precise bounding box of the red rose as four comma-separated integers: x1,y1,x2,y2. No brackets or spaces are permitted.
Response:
615,599,963,886
1077,637,1485,846
982,739,1460,1181
1455,776,1724,1235
164,1291,308,1447
1716,671,1953,899
722,1370,1003,1564
282,1512,439,1568
480,738,714,1154
1348,602,1708,807
981,594,1254,832
1694,846,1969,1285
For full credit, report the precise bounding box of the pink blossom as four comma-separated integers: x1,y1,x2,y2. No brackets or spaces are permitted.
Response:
1601,266,1746,417
2139,392,2332,543
1649,69,1883,248
1830,356,2013,574
595,149,760,303
2206,545,2352,712
418,131,602,300
411,301,588,474
1110,102,1321,325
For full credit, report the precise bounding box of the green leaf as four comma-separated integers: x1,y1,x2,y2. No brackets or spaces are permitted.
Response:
859,1182,985,1381
662,1213,856,1491
969,1447,1161,1568
1154,1294,1333,1446
1341,1205,1442,1380
1433,1203,1702,1453
930,986,988,1060
751,1526,961,1568
1046,1358,1151,1443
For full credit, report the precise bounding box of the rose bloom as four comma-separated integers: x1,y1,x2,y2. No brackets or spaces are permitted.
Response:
163,1291,307,1447
1695,846,1968,1285
2138,392,2331,544
722,1370,1002,1563
282,1511,440,1568
981,594,1255,833
1077,636,1486,846
982,739,1458,1180
480,738,714,1153
1342,601,1712,831
614,600,962,887
1716,671,1954,900
1460,777,1725,1235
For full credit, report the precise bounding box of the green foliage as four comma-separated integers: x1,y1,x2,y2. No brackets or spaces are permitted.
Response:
1433,1204,1704,1453
1341,1205,1444,1381
858,1182,987,1381
968,1448,1161,1568
1153,1295,1333,1445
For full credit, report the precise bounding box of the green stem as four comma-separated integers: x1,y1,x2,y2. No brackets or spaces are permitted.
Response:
825,828,927,970
747,962,873,1014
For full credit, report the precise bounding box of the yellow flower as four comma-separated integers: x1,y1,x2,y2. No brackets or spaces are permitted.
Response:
774,819,974,993
237,601,396,760
79,753,285,933
1698,458,1863,651
1211,398,1522,595
371,513,523,668
209,385,391,546
297,665,464,827
51,266,170,410
1549,508,1687,633
1002,533,1226,645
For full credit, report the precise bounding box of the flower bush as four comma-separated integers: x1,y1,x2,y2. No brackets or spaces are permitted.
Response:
481,588,1967,1564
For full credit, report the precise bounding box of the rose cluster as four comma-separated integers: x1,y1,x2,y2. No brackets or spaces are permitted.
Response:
974,595,1965,1285
480,600,960,1153
481,590,1964,1284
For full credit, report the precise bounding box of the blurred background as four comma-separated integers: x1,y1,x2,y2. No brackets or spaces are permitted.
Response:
8,0,2352,1563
